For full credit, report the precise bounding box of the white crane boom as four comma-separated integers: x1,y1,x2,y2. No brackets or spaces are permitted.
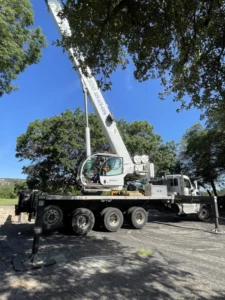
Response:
45,0,154,191
45,0,132,164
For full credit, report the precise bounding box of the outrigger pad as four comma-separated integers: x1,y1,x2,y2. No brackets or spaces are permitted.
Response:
13,254,56,271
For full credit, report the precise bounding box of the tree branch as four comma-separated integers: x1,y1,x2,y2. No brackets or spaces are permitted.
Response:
92,0,129,57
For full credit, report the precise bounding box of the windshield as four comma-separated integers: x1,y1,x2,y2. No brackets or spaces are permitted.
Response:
184,179,191,188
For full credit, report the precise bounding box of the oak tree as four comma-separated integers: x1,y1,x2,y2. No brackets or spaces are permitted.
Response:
58,0,225,116
16,109,177,192
0,0,46,96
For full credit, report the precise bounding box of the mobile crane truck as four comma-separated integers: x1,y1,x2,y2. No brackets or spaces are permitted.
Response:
15,0,213,235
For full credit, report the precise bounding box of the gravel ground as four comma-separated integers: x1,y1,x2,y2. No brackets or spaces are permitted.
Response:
0,212,225,300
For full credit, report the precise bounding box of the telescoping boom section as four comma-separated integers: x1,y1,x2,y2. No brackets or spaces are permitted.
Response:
45,0,154,191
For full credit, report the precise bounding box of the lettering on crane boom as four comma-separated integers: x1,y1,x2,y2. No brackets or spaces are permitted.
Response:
86,78,107,116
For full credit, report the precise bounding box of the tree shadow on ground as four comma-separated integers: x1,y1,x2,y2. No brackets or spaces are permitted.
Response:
0,222,225,300
148,210,225,232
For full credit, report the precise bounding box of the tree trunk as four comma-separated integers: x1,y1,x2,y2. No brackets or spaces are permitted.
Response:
210,180,217,196
206,189,212,196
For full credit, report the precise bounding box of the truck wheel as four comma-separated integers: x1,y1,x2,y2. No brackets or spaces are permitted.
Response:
197,205,212,222
102,207,124,232
128,207,147,229
43,205,63,230
127,206,136,215
72,208,95,235
126,206,136,225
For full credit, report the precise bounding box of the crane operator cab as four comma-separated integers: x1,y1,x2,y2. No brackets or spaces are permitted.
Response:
78,153,124,191
77,153,154,193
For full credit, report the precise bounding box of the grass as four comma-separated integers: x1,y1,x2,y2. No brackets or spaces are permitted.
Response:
0,198,18,205
137,249,153,256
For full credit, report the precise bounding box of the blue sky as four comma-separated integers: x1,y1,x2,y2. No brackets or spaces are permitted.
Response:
0,0,202,179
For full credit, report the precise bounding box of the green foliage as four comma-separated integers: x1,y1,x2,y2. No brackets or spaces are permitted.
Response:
217,189,225,196
0,198,18,205
0,186,16,199
207,102,225,133
117,119,177,174
179,123,225,195
16,108,177,192
0,178,24,186
16,109,87,193
58,0,225,116
14,181,28,195
0,0,46,97
137,249,153,256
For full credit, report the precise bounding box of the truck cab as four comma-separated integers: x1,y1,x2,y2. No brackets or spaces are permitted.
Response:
158,174,202,217
146,174,199,197
163,174,199,196
137,175,202,217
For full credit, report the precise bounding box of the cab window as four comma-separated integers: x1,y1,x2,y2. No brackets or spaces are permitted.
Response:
100,157,123,176
168,178,178,186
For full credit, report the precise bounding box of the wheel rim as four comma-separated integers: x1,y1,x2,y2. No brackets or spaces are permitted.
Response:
200,208,209,219
44,209,60,225
108,213,120,227
135,211,145,225
77,215,89,229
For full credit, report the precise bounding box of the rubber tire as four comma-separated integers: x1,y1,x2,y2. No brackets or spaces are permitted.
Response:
72,208,95,235
197,205,212,222
127,206,137,226
102,207,124,232
129,207,147,229
100,207,110,217
43,205,63,230
127,206,137,215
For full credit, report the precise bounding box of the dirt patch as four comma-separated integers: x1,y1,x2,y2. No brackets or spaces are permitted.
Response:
0,206,28,223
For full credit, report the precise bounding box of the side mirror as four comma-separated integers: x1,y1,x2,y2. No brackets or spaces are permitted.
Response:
193,180,198,190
